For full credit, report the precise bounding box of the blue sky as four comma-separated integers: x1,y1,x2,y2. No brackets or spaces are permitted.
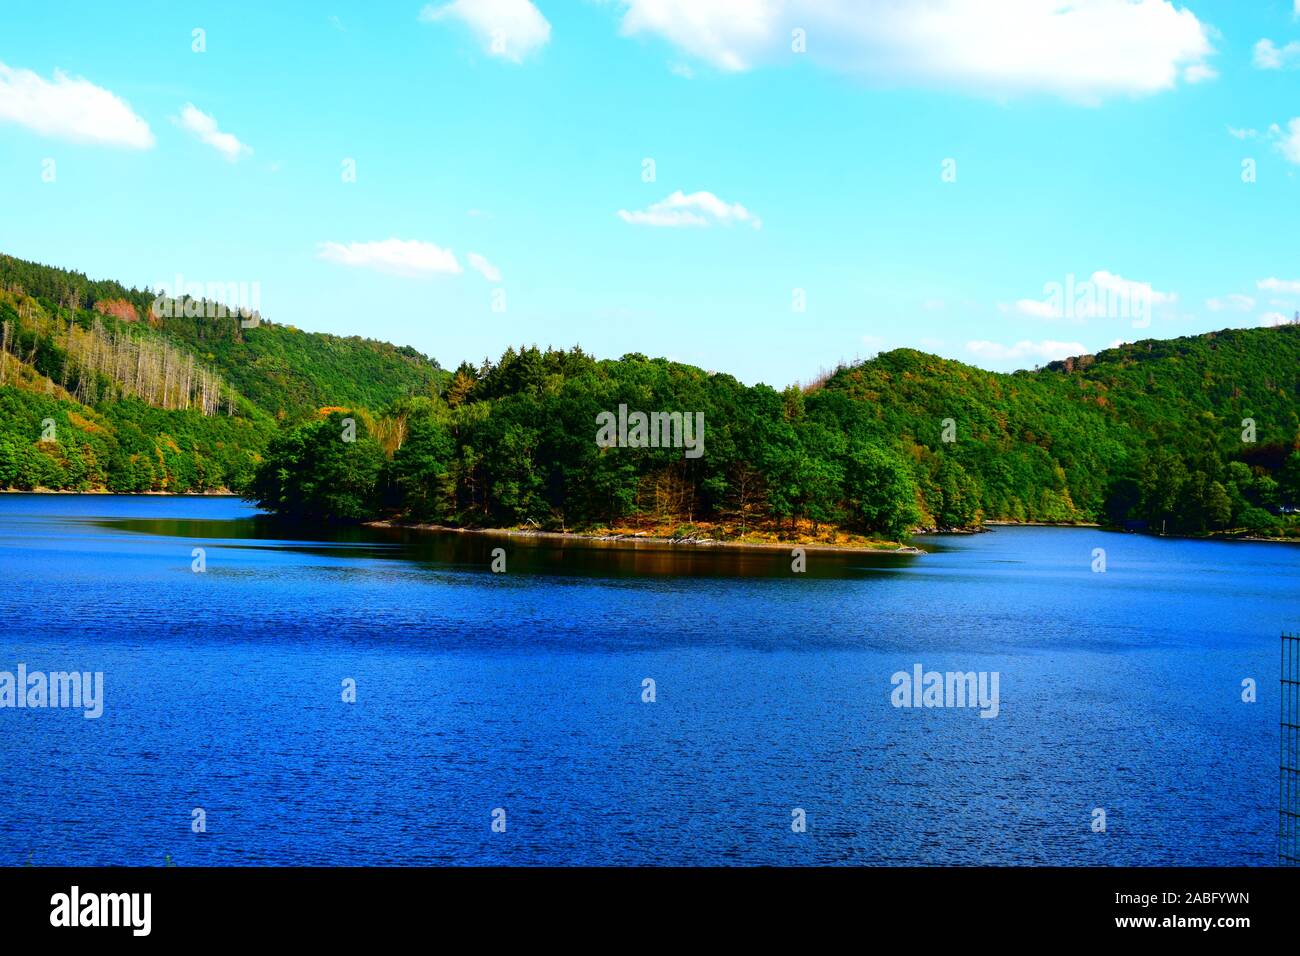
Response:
2,0,1299,386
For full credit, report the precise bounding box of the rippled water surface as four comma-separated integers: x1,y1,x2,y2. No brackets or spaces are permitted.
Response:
0,494,1294,865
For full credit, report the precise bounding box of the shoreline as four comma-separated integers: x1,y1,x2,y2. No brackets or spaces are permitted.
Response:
0,488,238,496
980,518,1300,545
982,520,1101,528
364,519,927,555
4,490,1294,546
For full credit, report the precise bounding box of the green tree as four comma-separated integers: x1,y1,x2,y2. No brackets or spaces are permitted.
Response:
844,442,921,539
245,412,384,520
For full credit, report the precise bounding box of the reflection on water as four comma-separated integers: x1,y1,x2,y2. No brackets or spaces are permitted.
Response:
88,512,925,579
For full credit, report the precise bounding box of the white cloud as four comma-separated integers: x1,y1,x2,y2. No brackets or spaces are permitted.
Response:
1090,269,1176,306
467,252,502,281
1253,38,1300,70
1260,311,1292,326
668,61,695,79
1258,277,1300,294
175,104,251,161
1205,293,1255,312
1253,39,1281,69
1270,118,1300,163
419,0,551,63
1004,271,1175,324
966,339,1088,362
614,0,1215,102
1011,298,1061,319
317,239,463,277
619,0,777,72
1226,125,1257,140
618,190,761,228
0,61,153,148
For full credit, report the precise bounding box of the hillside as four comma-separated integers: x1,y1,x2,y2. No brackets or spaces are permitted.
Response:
249,329,1300,541
4,253,1297,541
818,326,1300,531
0,254,446,492
0,254,447,418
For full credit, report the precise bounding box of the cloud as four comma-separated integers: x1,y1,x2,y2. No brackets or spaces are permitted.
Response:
1090,269,1176,306
420,0,551,63
613,0,1215,102
0,61,153,148
175,104,251,161
1253,38,1300,70
1260,311,1293,326
1004,271,1175,323
966,339,1088,362
317,239,463,277
1226,125,1257,140
619,0,777,72
618,190,761,228
1011,298,1061,319
467,252,502,281
1205,293,1255,312
1258,277,1300,294
1270,118,1300,163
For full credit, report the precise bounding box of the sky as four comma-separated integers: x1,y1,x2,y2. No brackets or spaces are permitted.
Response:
2,0,1299,387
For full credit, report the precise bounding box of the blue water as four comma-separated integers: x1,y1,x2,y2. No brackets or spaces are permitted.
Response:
0,494,1294,865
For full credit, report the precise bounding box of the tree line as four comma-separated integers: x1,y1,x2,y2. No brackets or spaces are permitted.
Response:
247,332,1300,542
3,253,1298,540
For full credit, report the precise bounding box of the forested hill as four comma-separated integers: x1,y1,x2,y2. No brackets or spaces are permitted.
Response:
248,324,1300,542
816,326,1300,535
0,254,446,418
0,253,446,492
3,254,1297,542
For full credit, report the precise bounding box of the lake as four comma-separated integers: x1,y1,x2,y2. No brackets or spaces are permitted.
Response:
0,494,1293,865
